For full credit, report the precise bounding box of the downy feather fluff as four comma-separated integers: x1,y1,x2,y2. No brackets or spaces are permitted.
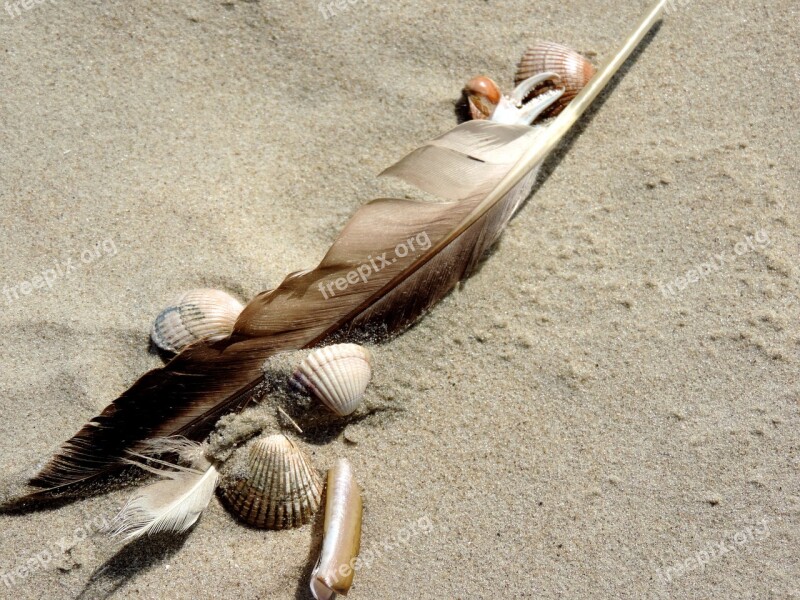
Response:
110,440,219,541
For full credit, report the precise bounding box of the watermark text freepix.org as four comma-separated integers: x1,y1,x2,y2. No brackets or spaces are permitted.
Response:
318,0,369,20
1,515,109,589
664,0,691,14
5,0,57,20
318,231,431,300
658,230,770,298
656,517,770,584
2,238,118,304
328,515,433,582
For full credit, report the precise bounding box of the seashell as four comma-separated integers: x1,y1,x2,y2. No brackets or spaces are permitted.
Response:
150,288,244,354
462,75,502,120
220,434,323,529
291,344,372,417
461,70,564,126
310,458,362,600
514,41,596,118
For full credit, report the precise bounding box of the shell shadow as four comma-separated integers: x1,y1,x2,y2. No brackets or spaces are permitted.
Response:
278,393,404,447
76,532,192,600
292,486,326,600
147,337,174,362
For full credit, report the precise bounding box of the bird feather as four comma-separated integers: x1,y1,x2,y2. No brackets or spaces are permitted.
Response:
110,442,219,541
17,0,667,503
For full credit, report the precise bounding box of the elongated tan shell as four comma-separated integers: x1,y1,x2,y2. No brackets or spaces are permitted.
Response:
150,288,243,354
291,344,372,417
310,458,362,600
514,41,596,117
220,434,323,529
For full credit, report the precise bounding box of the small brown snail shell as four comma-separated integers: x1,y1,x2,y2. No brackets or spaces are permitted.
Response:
462,75,502,120
514,41,596,118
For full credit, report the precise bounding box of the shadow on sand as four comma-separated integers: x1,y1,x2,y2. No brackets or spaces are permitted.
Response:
76,532,192,600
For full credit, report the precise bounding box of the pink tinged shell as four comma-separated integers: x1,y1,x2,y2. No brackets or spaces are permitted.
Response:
292,344,373,416
514,41,596,117
220,434,323,529
150,288,244,354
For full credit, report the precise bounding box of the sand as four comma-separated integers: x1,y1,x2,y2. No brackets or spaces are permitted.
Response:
1,0,798,598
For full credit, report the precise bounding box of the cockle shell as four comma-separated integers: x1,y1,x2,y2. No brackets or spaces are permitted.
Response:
220,434,323,529
291,344,372,417
150,288,244,354
514,41,596,118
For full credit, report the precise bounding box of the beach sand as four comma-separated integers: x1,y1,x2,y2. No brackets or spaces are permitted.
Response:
1,0,798,598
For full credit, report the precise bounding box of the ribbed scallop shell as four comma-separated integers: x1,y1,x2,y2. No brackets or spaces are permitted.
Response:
291,344,372,417
150,288,243,354
221,434,322,529
514,41,596,118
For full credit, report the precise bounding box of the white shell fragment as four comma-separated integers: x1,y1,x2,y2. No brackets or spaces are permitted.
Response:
150,288,244,354
220,434,323,529
291,344,372,417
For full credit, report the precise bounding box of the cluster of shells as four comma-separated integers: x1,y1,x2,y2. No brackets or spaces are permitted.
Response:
149,289,371,597
150,288,372,516
151,287,372,415
460,41,596,123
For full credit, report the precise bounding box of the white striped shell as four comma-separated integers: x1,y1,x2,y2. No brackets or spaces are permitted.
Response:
291,344,372,417
150,288,243,354
220,434,323,529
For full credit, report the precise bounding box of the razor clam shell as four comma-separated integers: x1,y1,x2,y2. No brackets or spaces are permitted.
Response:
291,344,372,417
220,434,323,529
310,458,363,600
514,41,596,117
150,288,243,354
